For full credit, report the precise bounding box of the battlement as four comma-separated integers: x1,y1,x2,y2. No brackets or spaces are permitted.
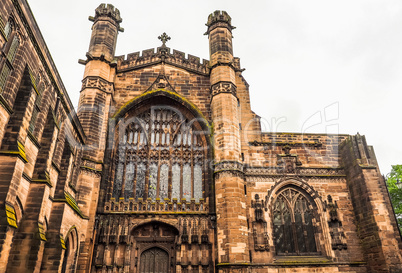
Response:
116,47,209,75
206,10,234,29
89,3,122,24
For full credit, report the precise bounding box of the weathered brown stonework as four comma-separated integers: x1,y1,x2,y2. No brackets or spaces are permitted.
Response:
0,2,401,273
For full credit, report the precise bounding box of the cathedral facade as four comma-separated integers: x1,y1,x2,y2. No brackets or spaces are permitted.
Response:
0,1,402,272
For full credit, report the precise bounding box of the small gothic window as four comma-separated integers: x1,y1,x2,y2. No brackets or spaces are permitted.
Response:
3,19,13,39
273,187,318,255
112,106,207,202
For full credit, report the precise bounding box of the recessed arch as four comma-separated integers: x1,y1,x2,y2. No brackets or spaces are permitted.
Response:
265,178,326,213
113,88,210,133
108,89,212,204
266,180,332,257
61,227,79,273
131,220,179,236
271,185,319,255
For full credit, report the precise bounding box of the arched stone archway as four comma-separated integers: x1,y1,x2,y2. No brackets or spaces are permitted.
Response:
61,228,79,273
131,221,178,273
139,247,169,273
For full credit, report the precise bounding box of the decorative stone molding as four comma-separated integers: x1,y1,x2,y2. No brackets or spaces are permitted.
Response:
211,81,237,97
265,178,326,212
146,74,176,93
276,145,302,173
214,160,244,179
104,197,208,214
81,76,114,94
249,140,322,148
244,166,345,178
214,160,243,173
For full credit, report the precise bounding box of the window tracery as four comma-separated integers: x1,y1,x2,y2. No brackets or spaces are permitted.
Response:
273,187,318,255
112,106,206,202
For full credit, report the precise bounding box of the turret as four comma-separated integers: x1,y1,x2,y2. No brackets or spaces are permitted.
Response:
75,4,123,271
207,11,250,268
206,10,235,65
87,4,123,61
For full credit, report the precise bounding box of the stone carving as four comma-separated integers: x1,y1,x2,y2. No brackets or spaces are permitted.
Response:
211,81,237,97
326,195,347,250
277,146,302,173
251,194,269,251
214,160,243,173
81,76,113,93
158,32,171,46
245,166,345,178
214,160,244,179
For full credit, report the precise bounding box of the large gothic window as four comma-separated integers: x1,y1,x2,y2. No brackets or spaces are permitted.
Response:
273,187,318,255
112,106,206,202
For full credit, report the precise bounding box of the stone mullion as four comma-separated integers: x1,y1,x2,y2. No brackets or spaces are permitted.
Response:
132,137,140,199
144,122,151,199
120,146,128,199
179,141,184,200
155,115,163,198
167,118,174,200
107,151,118,202
156,139,162,199
190,134,194,198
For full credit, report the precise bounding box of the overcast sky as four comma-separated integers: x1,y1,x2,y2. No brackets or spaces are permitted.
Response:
28,0,402,175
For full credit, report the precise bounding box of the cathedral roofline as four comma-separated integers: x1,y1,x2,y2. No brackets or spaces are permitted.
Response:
15,0,86,143
116,47,210,76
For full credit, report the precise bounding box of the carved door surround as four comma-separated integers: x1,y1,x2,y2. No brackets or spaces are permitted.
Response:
132,222,178,273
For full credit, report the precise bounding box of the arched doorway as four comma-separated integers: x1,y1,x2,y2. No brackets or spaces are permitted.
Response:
61,228,78,273
139,247,169,273
132,222,178,273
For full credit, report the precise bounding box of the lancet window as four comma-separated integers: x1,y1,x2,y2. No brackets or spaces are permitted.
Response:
273,187,318,255
112,106,206,202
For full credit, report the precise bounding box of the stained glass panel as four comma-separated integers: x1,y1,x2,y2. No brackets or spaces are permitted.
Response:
113,145,125,199
183,164,191,200
273,188,317,255
112,107,207,203
124,161,134,200
148,163,158,200
136,163,146,200
160,164,169,200
172,164,180,200
194,164,202,202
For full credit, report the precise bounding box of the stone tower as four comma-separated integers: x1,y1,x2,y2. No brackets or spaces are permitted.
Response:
75,4,122,271
206,11,250,265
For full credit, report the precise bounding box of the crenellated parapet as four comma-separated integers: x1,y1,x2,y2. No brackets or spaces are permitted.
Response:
205,10,235,33
89,3,123,25
116,47,209,75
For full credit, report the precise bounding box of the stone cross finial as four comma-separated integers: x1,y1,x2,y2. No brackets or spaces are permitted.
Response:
158,32,171,46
